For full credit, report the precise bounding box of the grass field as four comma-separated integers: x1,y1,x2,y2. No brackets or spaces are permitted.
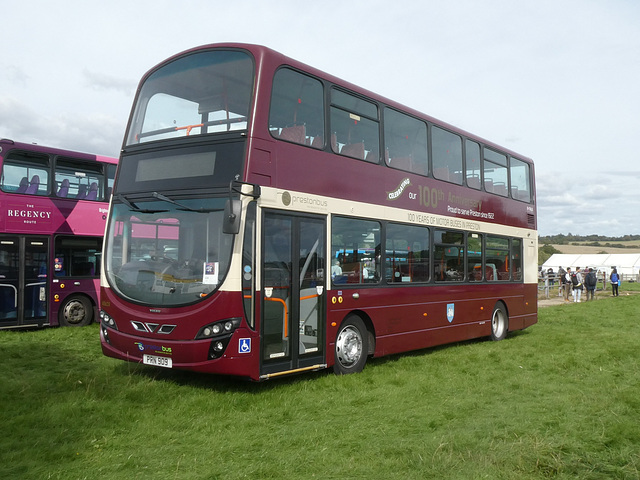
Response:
2,296,639,479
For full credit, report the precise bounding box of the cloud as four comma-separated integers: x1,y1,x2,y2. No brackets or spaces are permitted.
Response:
0,96,125,157
82,69,136,96
3,65,30,87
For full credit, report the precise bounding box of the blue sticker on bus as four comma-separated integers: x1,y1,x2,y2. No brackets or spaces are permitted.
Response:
447,304,455,323
239,338,251,354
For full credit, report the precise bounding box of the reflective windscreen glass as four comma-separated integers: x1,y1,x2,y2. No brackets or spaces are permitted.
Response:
105,197,233,306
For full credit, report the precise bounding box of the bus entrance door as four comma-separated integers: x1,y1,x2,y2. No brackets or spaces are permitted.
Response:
261,212,326,377
0,235,49,328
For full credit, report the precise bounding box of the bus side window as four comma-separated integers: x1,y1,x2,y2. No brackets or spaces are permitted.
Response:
269,68,324,148
385,223,430,283
384,108,428,175
1,152,50,195
332,216,381,284
486,236,509,281
467,233,483,281
465,140,481,189
510,157,531,202
483,149,508,197
432,126,462,185
434,230,464,282
330,88,380,163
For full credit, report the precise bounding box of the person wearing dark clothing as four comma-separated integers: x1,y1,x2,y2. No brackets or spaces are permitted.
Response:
585,268,597,301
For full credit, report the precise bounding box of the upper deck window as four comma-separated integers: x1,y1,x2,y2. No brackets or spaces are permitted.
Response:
384,108,428,175
465,140,481,190
1,152,50,196
510,157,531,202
432,126,463,185
126,50,254,145
483,148,508,197
330,89,379,162
269,68,324,148
54,158,105,200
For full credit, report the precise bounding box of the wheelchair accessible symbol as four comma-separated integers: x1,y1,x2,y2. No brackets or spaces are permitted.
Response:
239,338,251,354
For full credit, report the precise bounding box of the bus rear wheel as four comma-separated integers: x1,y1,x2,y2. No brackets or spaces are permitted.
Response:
59,295,93,327
490,302,508,341
333,316,368,374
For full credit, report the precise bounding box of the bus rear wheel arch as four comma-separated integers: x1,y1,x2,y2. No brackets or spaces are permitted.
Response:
59,295,94,327
333,315,371,375
490,301,508,341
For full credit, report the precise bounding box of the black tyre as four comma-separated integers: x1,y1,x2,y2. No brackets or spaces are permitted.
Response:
333,316,368,374
490,302,508,341
59,295,93,327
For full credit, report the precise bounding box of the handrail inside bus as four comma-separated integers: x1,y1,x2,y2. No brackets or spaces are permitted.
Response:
264,297,288,338
0,284,18,307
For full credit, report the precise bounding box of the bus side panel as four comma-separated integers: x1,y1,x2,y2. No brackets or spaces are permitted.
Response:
327,283,535,360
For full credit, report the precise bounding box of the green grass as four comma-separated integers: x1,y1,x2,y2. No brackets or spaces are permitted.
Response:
2,296,640,479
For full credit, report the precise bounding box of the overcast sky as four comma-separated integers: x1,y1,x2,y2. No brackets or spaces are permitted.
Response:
2,0,639,237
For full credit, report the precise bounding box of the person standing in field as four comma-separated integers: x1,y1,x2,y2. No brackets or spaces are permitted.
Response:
610,267,620,297
585,267,597,301
563,267,573,302
572,267,583,302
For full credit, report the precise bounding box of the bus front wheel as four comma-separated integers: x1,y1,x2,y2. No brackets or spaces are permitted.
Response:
333,316,368,374
490,302,508,341
59,295,93,327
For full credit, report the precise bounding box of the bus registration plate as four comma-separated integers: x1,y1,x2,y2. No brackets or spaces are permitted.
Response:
143,354,172,368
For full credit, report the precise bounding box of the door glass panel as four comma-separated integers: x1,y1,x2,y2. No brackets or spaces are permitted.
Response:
24,239,48,321
298,219,324,356
262,214,292,361
0,238,19,321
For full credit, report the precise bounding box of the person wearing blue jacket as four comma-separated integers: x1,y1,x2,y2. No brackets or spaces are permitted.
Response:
610,267,620,297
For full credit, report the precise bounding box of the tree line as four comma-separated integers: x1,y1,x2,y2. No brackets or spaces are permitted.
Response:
540,234,640,244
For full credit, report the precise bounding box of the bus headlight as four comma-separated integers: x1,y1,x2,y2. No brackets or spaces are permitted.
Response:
195,318,241,340
100,310,118,330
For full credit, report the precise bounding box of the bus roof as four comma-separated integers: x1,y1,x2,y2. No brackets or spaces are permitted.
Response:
139,43,532,164
0,138,117,165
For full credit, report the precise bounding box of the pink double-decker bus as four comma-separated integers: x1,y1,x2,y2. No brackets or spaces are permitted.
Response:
0,139,117,328
100,44,537,380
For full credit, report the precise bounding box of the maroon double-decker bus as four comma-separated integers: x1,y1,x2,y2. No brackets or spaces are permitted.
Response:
100,43,537,380
0,139,117,328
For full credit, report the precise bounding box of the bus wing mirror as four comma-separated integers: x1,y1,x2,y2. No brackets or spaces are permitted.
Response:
223,199,242,234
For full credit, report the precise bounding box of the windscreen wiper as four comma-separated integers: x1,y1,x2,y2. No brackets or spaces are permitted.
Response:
151,191,221,213
117,193,168,214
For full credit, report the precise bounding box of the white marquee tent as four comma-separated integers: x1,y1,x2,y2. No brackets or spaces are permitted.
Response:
542,253,640,280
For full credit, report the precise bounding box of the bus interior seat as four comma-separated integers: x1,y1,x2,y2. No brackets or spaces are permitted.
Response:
85,182,98,200
341,143,365,160
365,149,379,162
389,156,412,171
76,184,87,199
279,125,306,144
484,179,494,193
310,134,324,149
16,177,29,193
57,179,70,197
449,172,463,184
433,167,449,181
467,175,481,189
330,134,338,152
25,175,40,194
493,182,507,196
